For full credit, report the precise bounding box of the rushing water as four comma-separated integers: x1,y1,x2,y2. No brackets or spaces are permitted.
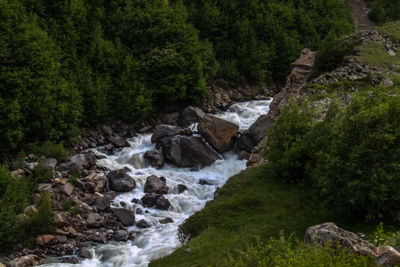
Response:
43,99,272,267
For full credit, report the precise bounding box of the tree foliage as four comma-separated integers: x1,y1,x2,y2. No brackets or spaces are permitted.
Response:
266,93,400,221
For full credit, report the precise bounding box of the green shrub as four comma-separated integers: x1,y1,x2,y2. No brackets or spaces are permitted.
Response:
28,141,68,162
29,164,53,190
27,192,55,237
222,233,375,267
266,92,400,221
369,222,400,247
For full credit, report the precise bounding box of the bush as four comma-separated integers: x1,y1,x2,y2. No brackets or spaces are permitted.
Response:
26,192,55,237
266,93,400,221
222,233,375,267
29,164,54,190
28,141,68,162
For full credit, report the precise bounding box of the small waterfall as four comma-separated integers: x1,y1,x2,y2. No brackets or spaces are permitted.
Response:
42,99,272,267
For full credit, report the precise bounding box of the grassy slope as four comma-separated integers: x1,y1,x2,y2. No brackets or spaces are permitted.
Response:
150,164,374,267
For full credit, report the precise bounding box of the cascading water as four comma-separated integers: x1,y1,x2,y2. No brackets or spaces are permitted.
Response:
43,99,272,267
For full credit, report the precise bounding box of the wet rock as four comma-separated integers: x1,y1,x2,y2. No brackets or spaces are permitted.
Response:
135,208,143,215
107,169,136,192
237,134,256,153
113,208,135,226
144,175,169,194
61,183,74,196
79,248,92,259
178,106,205,127
156,196,171,210
199,179,214,185
151,124,183,144
160,135,219,168
114,230,129,241
137,219,151,228
139,125,152,133
198,114,239,153
159,218,174,224
105,144,114,153
247,114,272,144
9,255,42,267
144,150,164,169
376,246,400,266
131,198,141,204
304,222,374,256
60,256,79,264
86,213,105,228
109,136,129,148
36,235,56,247
42,158,57,169
177,184,187,194
120,201,127,208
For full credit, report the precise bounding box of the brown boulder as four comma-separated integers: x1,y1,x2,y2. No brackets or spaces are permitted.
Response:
198,114,239,153
247,114,273,144
151,124,183,144
144,150,164,169
375,246,400,266
178,106,205,127
36,234,56,247
144,175,169,194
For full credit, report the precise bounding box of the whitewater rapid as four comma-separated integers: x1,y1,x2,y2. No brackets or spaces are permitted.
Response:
43,99,272,267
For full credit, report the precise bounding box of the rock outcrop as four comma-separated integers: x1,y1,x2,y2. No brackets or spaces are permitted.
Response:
304,222,375,256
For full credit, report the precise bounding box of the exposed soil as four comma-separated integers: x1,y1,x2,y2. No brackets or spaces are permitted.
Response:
350,0,376,30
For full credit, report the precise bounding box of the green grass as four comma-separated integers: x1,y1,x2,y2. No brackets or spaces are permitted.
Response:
379,21,400,42
356,40,400,67
150,164,376,267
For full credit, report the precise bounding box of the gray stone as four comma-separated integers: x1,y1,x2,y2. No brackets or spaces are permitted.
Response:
113,208,135,226
151,124,183,144
61,183,74,196
107,169,136,192
114,230,129,241
178,106,205,127
144,150,165,169
177,184,187,194
86,213,105,228
42,158,57,169
136,219,151,228
304,222,374,256
109,136,129,148
8,255,42,267
159,217,174,224
144,175,169,194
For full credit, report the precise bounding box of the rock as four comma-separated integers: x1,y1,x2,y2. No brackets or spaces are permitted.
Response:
105,144,114,153
70,154,91,169
114,230,129,241
144,150,164,169
304,222,374,256
160,135,219,167
198,114,239,153
42,158,57,169
107,169,136,192
99,125,113,136
36,235,56,247
95,197,110,212
151,124,183,144
86,213,105,228
0,262,5,267
135,208,143,215
161,112,179,125
141,193,158,208
141,193,171,210
61,183,74,196
37,183,52,192
24,205,38,216
237,134,256,153
159,217,174,224
178,106,205,127
8,255,42,267
137,219,151,228
54,214,67,227
120,201,127,208
24,162,38,171
131,198,141,204
376,246,400,266
144,175,169,194
199,179,214,185
113,208,135,226
246,154,266,167
177,184,187,194
247,115,272,144
83,172,107,192
156,196,171,210
79,248,92,259
55,235,67,243
109,136,129,148
11,169,25,179
58,162,83,174
60,256,79,264
139,125,152,133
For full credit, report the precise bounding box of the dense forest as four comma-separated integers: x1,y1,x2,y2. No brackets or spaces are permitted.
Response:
367,0,400,23
0,0,354,156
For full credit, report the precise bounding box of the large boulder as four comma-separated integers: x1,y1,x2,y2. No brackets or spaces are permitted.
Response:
83,172,107,192
178,106,205,127
304,222,375,256
144,150,164,169
109,136,129,148
247,114,273,144
107,169,136,192
151,124,183,144
375,246,400,266
36,234,56,247
69,152,96,169
86,213,105,228
144,175,169,194
8,255,42,267
198,114,239,153
42,158,57,170
113,208,135,226
237,134,256,153
160,135,219,167
141,193,171,210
